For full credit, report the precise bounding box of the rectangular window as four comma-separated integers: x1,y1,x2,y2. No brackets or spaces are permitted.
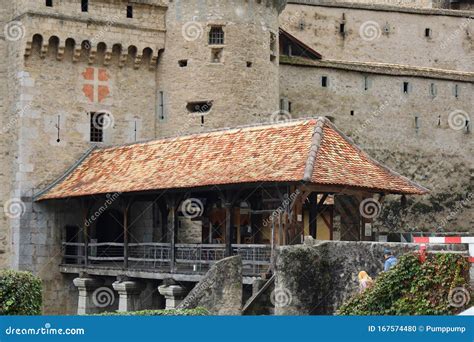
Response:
270,32,277,61
425,28,431,37
90,112,104,142
81,0,88,12
46,0,53,7
403,82,410,94
454,84,459,98
322,76,328,88
280,98,291,113
430,83,437,97
127,5,133,18
364,76,370,91
209,26,224,45
339,23,345,35
158,91,165,120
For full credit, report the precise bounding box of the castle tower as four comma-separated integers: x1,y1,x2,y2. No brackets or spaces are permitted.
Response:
156,0,287,135
0,0,168,313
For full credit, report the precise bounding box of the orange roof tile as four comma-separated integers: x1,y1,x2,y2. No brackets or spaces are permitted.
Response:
36,118,428,201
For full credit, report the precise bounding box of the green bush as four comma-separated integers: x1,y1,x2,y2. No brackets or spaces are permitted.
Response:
96,308,209,316
338,253,472,315
0,270,42,315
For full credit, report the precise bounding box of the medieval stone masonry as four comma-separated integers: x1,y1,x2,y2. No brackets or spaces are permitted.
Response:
0,0,472,314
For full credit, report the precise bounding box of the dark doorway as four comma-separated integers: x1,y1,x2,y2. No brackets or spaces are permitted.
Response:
96,209,124,243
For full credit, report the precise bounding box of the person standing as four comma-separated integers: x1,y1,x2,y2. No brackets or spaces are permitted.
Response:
383,249,398,271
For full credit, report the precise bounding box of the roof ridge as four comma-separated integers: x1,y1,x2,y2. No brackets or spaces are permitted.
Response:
303,117,327,181
323,119,430,194
95,117,322,152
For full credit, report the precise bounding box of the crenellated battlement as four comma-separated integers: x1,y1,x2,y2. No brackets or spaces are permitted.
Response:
24,33,161,70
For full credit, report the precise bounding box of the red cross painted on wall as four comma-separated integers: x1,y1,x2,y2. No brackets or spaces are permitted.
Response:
82,67,110,103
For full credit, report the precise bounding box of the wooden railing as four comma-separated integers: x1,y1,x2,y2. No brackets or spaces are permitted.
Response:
61,242,271,276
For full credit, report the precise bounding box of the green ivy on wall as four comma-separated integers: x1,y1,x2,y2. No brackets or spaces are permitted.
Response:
0,270,42,315
337,253,472,315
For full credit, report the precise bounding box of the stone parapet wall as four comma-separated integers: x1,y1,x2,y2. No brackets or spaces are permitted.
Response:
178,256,243,315
274,240,468,315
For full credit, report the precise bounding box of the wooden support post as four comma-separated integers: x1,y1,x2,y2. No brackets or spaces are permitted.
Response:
123,203,130,270
167,197,178,273
309,193,318,239
225,202,234,257
81,199,93,267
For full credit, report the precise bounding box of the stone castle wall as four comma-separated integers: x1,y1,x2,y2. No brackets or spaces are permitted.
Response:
0,0,166,313
156,0,284,136
0,0,14,269
280,61,473,232
281,3,473,71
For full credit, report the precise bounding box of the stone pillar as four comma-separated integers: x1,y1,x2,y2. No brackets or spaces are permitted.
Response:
112,280,145,312
73,277,104,315
158,284,188,310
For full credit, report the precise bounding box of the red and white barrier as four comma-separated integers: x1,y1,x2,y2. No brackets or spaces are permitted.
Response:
413,236,474,263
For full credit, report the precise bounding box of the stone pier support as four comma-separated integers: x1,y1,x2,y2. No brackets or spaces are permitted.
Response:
112,280,145,312
73,277,104,315
158,284,188,310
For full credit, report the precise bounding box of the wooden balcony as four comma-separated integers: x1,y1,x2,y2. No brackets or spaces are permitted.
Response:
62,242,272,278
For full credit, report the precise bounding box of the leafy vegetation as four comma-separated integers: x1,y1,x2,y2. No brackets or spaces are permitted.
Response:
338,253,472,315
96,308,209,316
0,270,42,315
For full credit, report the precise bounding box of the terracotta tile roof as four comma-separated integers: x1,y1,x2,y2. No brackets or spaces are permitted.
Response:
36,118,428,201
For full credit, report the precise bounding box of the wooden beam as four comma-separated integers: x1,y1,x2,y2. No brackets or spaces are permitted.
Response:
167,196,178,273
309,193,318,238
300,184,372,196
123,199,133,270
224,202,234,257
81,198,94,267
